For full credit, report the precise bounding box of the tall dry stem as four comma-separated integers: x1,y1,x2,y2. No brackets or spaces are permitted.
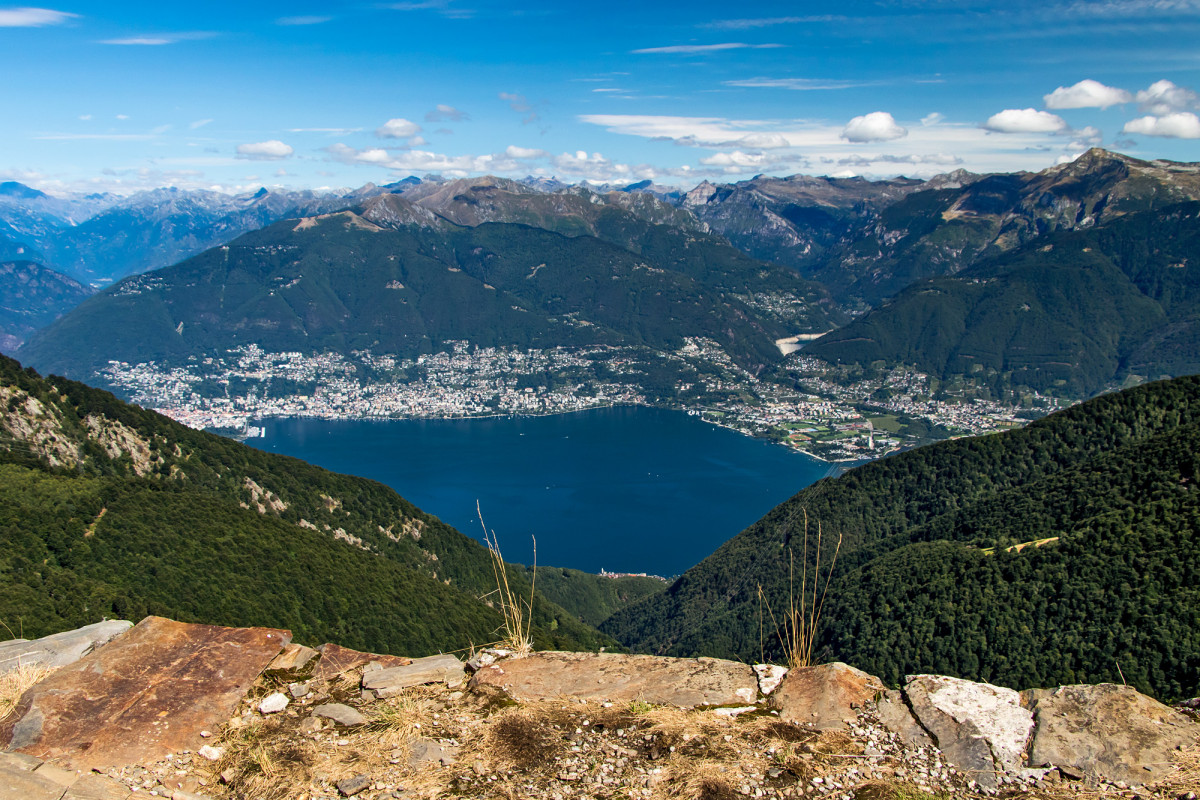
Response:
478,500,537,656
758,507,842,669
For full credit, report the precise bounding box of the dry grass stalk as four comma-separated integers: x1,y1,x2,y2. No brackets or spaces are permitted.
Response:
478,500,536,656
759,507,842,669
0,662,55,722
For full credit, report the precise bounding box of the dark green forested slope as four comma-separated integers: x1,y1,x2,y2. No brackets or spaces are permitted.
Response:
604,376,1200,699
0,355,613,655
804,202,1200,396
527,566,666,628
19,205,838,384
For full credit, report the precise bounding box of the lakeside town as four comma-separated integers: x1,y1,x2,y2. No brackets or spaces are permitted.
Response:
99,340,1057,461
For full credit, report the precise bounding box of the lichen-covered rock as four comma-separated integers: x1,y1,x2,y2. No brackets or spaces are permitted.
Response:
0,620,133,674
470,652,757,708
1028,683,1198,785
771,662,884,729
361,654,465,697
904,674,1033,789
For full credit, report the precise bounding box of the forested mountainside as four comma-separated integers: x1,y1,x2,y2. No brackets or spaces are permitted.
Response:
0,261,94,353
0,354,623,655
18,199,839,383
684,149,1200,308
603,375,1200,700
804,201,1200,397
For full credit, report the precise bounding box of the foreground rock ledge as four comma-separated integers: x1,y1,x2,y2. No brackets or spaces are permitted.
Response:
0,616,289,771
470,651,758,707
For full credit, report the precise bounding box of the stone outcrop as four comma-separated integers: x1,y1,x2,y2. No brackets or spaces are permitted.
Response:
361,654,466,698
310,642,412,682
902,675,1034,789
771,662,884,730
0,616,289,771
1,617,1197,800
471,651,758,707
1027,683,1197,784
0,621,133,675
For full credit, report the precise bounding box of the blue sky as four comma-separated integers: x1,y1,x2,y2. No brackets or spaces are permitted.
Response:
4,0,1200,194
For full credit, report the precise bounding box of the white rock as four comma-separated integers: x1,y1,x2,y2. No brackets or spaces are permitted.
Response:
754,664,788,696
198,745,223,761
258,692,290,714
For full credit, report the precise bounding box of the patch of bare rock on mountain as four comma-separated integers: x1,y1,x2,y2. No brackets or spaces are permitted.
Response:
1,619,1197,800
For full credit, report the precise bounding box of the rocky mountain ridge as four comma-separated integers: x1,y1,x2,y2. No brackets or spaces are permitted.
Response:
1,616,1197,800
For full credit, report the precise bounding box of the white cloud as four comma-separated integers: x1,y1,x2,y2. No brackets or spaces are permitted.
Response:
982,108,1068,133
699,150,774,168
724,77,869,91
704,15,846,29
921,112,945,126
78,114,92,121
0,7,77,26
425,104,469,122
1136,80,1200,115
375,118,422,139
1043,79,1132,110
236,140,295,159
632,42,785,55
505,145,548,159
189,118,213,130
116,114,129,120
499,92,539,124
100,32,214,45
1069,125,1104,147
288,127,363,135
276,15,331,25
842,112,907,143
1122,112,1200,138
408,135,427,147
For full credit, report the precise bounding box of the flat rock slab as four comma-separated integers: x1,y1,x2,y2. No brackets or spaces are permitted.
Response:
0,761,67,800
311,703,368,727
905,674,1033,790
772,662,884,729
61,774,131,800
267,643,318,674
362,654,465,697
0,616,289,771
1028,683,1198,785
0,621,133,675
875,689,934,750
311,643,412,682
470,652,758,708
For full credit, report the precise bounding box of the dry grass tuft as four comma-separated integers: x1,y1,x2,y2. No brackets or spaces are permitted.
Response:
484,705,565,770
0,662,55,722
680,762,742,800
851,780,953,800
759,507,842,669
478,501,536,656
211,718,322,800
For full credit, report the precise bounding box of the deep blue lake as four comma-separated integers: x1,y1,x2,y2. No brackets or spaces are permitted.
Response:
252,406,834,577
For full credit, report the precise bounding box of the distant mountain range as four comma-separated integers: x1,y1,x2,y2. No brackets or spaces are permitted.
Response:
10,149,1200,405
0,261,94,353
19,195,839,383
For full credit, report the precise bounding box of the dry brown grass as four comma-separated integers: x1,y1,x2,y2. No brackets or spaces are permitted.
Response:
478,501,536,656
0,662,55,722
759,507,842,669
483,705,565,770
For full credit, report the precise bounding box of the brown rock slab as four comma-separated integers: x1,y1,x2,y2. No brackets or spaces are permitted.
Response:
0,615,290,771
267,643,318,674
470,652,758,708
771,662,884,729
362,654,465,697
311,703,368,727
0,621,133,675
0,760,66,800
310,643,412,682
61,774,132,800
875,689,935,749
0,752,41,771
1028,683,1199,785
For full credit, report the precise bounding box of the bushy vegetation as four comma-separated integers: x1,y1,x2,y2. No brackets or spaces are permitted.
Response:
19,210,838,383
0,355,613,655
604,375,1200,700
806,202,1200,397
